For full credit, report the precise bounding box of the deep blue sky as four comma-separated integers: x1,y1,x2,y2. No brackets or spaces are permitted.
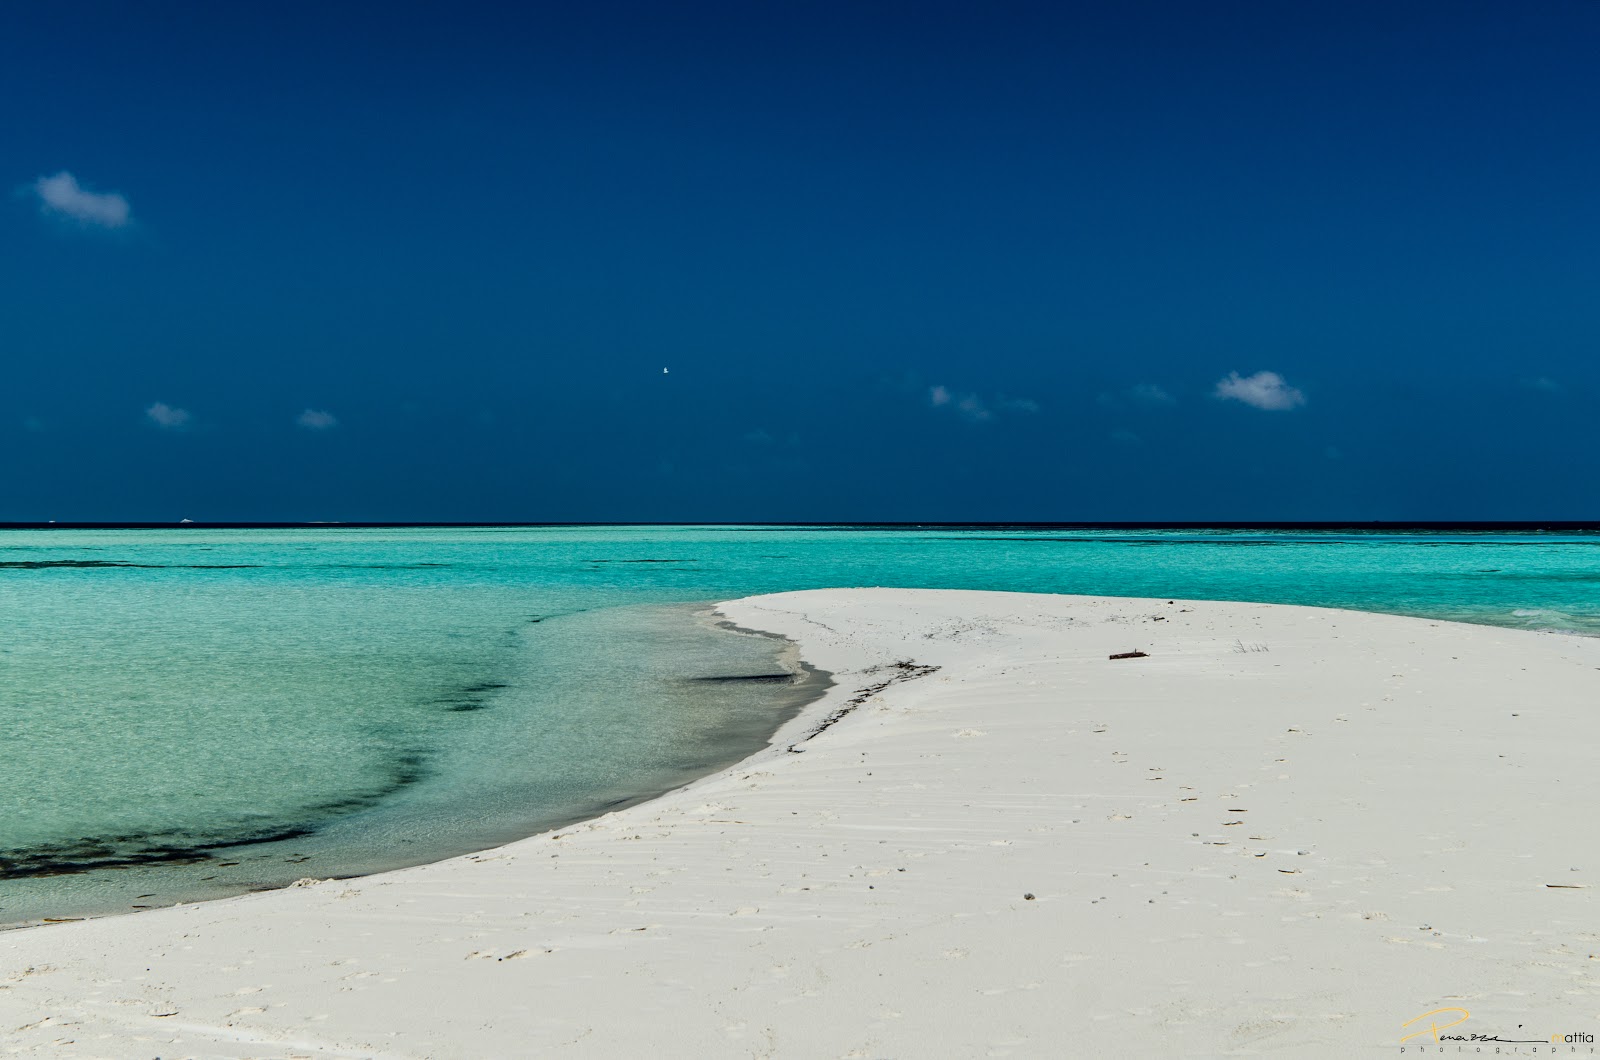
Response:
5,2,1598,521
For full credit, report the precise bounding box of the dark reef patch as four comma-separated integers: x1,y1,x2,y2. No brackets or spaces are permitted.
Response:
0,746,432,881
0,823,317,879
586,559,693,564
0,560,261,569
433,680,509,713
687,673,797,684
313,563,452,570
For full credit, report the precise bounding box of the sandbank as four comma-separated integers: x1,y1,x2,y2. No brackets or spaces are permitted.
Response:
3,589,1597,1057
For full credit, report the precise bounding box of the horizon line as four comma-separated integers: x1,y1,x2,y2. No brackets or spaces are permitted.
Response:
4,521,1600,532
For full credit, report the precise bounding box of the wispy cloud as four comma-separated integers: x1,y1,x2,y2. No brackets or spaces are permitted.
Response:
1521,376,1561,393
297,408,338,430
33,171,130,228
1098,383,1176,410
930,386,990,422
953,396,991,422
146,402,190,429
1130,383,1175,407
1214,370,1305,411
929,385,1038,423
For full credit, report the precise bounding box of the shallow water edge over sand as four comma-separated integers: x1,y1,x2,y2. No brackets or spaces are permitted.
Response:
1,604,830,927
2,589,1597,1057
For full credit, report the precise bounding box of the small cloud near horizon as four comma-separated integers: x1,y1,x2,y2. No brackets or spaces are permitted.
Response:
33,171,131,228
1130,383,1175,407
146,402,191,429
297,408,338,430
1214,370,1305,411
1098,383,1176,410
929,385,1038,423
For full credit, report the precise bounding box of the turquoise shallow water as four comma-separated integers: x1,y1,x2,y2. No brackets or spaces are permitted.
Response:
3,525,1598,923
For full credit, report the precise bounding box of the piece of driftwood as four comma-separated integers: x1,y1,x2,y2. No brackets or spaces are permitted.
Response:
1108,650,1149,660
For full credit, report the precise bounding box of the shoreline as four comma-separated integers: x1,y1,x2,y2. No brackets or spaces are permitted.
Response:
1,601,828,930
3,589,1597,1056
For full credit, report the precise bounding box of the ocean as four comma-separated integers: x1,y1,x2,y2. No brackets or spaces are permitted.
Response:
3,524,1596,923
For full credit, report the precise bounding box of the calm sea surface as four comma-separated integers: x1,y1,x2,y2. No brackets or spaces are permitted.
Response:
3,525,1597,923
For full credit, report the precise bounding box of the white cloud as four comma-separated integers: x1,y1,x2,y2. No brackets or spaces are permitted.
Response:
297,408,338,430
1130,383,1175,407
955,395,992,422
929,385,1037,423
1111,428,1140,445
1214,370,1305,411
34,171,130,228
1099,384,1176,410
146,402,190,429
929,385,990,422
743,429,774,444
1522,376,1561,393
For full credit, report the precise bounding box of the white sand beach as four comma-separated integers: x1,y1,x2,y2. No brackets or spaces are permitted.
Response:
3,588,1598,1057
